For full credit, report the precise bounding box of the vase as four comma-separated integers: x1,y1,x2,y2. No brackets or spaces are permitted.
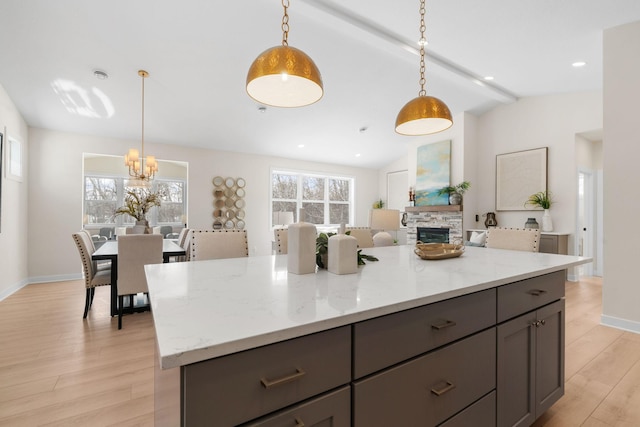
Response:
449,193,462,205
133,219,151,234
525,218,539,229
541,209,553,232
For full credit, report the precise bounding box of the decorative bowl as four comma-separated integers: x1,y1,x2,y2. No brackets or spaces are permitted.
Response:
414,242,465,260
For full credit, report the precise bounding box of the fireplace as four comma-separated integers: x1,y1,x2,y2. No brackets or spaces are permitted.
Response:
417,227,449,244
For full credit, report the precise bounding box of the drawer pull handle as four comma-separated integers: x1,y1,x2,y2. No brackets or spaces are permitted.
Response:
294,417,305,427
431,381,456,396
260,368,306,389
431,319,457,330
528,289,547,296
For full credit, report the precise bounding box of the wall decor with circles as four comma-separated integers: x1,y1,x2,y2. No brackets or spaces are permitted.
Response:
212,176,246,230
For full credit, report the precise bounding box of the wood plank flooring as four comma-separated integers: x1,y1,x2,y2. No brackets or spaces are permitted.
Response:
0,276,638,426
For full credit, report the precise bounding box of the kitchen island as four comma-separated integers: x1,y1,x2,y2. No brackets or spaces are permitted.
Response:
146,245,590,426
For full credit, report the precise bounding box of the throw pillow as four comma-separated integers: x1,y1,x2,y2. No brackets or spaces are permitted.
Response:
470,231,487,246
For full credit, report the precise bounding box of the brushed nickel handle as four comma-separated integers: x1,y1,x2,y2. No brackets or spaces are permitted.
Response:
528,289,547,296
294,417,305,427
540,319,546,326
431,319,457,330
260,368,306,389
532,320,540,327
431,381,456,396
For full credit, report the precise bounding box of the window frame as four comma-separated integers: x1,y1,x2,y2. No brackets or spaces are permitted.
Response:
270,168,355,227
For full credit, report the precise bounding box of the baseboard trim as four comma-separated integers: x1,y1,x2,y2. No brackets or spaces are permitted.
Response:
29,273,83,284
601,314,640,334
0,279,29,302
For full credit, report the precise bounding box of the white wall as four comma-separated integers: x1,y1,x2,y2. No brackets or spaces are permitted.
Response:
602,20,640,332
25,128,380,283
0,84,29,299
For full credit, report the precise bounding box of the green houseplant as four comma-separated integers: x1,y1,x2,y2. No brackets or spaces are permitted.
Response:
437,181,471,205
316,231,379,269
525,191,553,209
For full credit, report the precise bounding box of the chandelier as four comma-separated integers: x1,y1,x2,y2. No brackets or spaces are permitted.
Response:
246,0,323,107
395,0,452,135
124,70,158,184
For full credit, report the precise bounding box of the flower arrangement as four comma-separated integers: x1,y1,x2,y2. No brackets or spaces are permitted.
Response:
525,191,553,209
114,189,163,222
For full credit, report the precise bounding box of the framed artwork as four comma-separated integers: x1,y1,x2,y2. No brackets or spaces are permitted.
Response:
6,135,23,182
415,140,450,206
496,147,548,211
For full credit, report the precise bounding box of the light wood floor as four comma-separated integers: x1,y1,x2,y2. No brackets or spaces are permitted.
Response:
0,277,638,426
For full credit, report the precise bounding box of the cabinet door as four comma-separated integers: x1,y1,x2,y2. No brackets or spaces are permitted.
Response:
535,299,565,416
538,235,557,254
497,311,536,427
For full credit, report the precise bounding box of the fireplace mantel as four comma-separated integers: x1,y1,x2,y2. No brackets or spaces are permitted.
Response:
405,205,462,213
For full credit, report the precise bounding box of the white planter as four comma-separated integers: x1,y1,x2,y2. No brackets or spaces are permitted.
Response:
541,209,553,232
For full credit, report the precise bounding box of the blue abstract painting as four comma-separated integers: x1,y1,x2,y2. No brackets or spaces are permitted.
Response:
415,140,451,206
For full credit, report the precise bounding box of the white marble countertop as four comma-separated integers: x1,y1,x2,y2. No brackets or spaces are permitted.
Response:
145,245,590,369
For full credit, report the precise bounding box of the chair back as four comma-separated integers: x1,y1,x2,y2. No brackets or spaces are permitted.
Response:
99,227,114,240
160,225,173,237
190,229,249,261
274,228,288,254
72,232,98,289
345,227,374,248
485,227,541,252
117,234,163,296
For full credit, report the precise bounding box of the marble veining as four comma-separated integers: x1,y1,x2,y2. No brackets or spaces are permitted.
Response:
145,245,590,369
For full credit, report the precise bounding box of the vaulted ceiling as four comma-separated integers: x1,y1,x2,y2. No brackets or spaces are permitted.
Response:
1,0,638,168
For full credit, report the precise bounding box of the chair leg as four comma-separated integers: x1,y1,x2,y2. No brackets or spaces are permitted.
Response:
118,295,123,330
89,287,96,307
83,288,91,318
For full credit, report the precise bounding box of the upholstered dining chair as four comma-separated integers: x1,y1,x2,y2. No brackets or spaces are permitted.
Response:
169,227,191,262
274,228,288,254
117,234,163,329
485,227,541,252
190,229,249,261
72,232,112,318
344,227,375,249
81,230,111,271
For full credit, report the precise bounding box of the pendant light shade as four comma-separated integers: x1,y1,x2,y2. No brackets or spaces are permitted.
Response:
246,45,323,107
395,95,452,135
396,0,452,136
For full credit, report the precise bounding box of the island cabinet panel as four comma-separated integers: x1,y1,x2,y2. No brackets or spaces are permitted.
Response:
240,386,350,427
497,299,565,427
497,270,565,323
353,288,496,378
352,328,496,427
182,326,351,426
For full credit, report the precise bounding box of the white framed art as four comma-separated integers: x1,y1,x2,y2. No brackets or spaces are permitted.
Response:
496,147,547,211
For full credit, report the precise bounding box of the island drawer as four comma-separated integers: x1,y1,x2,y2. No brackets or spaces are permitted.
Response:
353,328,496,426
182,326,351,426
439,391,496,427
497,270,565,323
353,288,496,378
241,386,350,426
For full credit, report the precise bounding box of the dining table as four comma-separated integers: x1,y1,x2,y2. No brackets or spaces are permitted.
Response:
91,239,186,316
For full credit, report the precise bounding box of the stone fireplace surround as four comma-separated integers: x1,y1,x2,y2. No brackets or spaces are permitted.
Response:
405,205,463,245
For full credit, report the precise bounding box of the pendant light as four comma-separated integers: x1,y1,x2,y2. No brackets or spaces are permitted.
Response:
395,0,452,135
124,70,158,186
246,0,323,107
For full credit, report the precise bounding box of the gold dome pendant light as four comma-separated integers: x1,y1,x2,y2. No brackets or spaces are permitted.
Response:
246,0,323,107
124,70,158,186
395,0,452,135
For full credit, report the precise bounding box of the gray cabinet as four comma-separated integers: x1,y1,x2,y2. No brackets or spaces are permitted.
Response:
538,234,568,254
497,284,565,427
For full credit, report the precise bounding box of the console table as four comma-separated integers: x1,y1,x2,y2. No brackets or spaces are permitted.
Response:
466,229,570,255
146,246,589,426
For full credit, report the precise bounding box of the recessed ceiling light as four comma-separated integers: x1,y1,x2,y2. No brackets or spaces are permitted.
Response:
355,153,361,157
93,70,109,80
484,76,494,81
297,144,304,148
572,61,587,68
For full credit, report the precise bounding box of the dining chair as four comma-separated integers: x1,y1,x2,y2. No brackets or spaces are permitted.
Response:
170,227,191,262
117,234,163,329
190,229,249,261
72,232,112,318
274,228,288,254
81,229,111,272
485,227,541,252
345,227,375,248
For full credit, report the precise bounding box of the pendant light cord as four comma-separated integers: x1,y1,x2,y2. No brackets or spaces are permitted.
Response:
418,0,427,97
281,0,290,46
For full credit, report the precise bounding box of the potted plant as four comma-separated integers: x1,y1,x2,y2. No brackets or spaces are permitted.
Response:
114,188,163,233
437,181,471,205
372,199,385,209
525,190,554,231
316,231,378,269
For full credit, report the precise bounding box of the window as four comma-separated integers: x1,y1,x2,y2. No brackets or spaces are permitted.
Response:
84,176,186,226
271,170,354,226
